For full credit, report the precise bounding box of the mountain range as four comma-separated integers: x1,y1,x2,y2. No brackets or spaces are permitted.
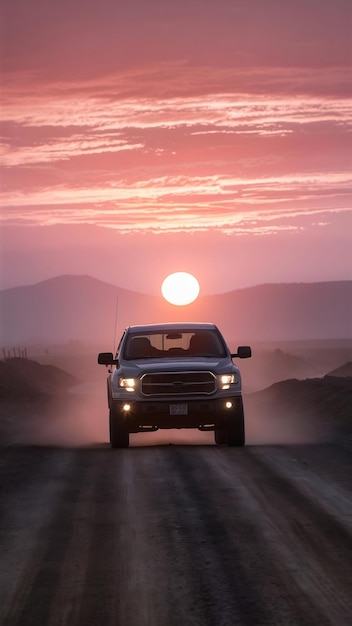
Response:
0,275,351,347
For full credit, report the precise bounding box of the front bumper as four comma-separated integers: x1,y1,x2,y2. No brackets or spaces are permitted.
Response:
110,396,242,431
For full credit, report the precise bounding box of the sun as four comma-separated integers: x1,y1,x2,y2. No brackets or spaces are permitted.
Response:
161,272,200,306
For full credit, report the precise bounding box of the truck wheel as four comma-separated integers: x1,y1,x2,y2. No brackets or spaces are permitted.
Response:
227,398,245,447
109,409,129,448
214,428,228,445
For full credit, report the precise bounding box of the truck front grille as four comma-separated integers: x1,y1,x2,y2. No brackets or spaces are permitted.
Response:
141,371,216,396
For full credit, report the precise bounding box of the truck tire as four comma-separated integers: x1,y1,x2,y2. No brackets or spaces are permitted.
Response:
109,409,129,448
214,428,228,445
226,398,245,447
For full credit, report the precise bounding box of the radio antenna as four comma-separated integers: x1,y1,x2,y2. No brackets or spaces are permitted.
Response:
113,293,119,352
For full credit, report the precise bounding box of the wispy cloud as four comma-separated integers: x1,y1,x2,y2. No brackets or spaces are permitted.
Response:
1,169,350,234
1,61,351,234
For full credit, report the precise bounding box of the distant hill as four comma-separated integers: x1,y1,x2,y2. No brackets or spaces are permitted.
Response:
0,275,351,346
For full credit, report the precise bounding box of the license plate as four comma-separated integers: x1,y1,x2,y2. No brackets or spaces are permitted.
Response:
169,404,188,415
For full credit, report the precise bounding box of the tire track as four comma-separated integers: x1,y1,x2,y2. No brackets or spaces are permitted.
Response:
75,450,123,626
153,447,330,626
47,450,112,626
0,449,77,626
204,446,352,625
252,445,352,528
2,450,87,626
110,449,182,626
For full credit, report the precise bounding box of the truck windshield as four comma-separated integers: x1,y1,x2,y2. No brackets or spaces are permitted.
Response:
124,330,227,359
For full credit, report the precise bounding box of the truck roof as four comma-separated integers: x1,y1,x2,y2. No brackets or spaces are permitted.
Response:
126,322,218,333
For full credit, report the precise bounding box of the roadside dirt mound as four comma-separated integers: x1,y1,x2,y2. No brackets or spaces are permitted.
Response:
245,375,352,444
0,357,78,397
327,362,352,378
0,359,89,446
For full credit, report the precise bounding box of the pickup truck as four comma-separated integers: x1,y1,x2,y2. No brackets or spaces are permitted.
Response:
98,322,251,448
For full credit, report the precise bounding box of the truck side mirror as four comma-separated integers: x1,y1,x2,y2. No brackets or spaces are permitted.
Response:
98,352,118,365
231,346,252,359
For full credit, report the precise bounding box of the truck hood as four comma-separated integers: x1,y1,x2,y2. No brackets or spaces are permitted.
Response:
119,357,236,375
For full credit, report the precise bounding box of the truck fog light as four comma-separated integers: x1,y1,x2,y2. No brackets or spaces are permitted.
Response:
123,404,131,412
225,401,233,409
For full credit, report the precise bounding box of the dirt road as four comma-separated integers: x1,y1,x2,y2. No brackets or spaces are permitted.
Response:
1,441,352,626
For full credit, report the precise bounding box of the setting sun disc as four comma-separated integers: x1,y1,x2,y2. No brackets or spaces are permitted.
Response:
161,272,200,306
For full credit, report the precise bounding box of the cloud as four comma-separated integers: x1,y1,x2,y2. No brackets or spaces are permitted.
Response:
1,2,351,258
1,64,351,237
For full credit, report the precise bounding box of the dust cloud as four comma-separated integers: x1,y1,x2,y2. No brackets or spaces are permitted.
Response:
243,396,332,445
1,388,332,448
1,361,343,447
1,337,349,447
1,384,108,447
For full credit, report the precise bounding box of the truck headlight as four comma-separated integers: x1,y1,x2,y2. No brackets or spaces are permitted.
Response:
118,377,137,392
219,373,236,389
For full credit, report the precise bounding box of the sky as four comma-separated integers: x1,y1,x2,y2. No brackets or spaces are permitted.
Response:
1,0,351,295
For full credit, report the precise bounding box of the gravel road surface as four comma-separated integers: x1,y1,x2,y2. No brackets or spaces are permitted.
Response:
1,441,352,626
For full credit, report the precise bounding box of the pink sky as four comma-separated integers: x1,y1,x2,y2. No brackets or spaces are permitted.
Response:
1,0,351,294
